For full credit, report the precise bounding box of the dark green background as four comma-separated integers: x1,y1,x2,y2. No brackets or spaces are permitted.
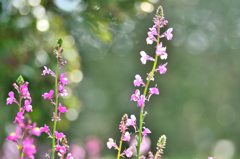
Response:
0,0,240,159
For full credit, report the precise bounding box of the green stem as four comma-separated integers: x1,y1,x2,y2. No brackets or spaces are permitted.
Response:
52,52,59,159
154,152,159,159
18,89,22,157
117,132,124,159
136,27,161,159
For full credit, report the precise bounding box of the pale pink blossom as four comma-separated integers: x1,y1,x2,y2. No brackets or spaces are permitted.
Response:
107,138,118,149
140,51,155,64
122,132,131,142
24,100,33,112
130,89,140,101
126,115,137,132
134,74,144,87
137,95,145,108
156,62,168,74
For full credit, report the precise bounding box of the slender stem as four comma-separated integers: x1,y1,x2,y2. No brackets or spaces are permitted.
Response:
117,132,124,159
154,152,159,159
18,88,22,157
136,27,161,159
19,88,22,112
52,51,60,159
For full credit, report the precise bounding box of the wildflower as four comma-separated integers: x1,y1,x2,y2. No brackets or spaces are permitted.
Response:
59,73,69,85
40,124,51,137
137,95,145,108
130,89,140,101
6,91,16,105
156,42,167,60
126,115,137,132
156,62,168,74
55,131,66,141
148,84,159,101
59,84,68,97
142,127,151,143
134,74,144,87
42,90,54,104
13,111,24,124
66,153,74,159
24,100,33,112
122,132,131,142
55,144,67,154
120,146,133,158
107,138,118,149
140,51,155,64
23,138,37,159
42,90,54,99
58,103,68,117
165,28,173,40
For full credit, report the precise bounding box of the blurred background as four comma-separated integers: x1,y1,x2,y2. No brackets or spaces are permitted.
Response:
0,0,240,159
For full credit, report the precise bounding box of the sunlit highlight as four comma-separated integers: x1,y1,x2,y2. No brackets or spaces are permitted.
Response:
140,2,154,13
36,19,50,32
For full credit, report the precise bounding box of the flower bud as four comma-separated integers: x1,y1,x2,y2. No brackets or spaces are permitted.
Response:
156,6,163,18
56,37,63,48
16,75,24,85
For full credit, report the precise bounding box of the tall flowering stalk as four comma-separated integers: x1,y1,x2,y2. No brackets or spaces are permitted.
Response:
107,6,172,159
6,75,42,158
134,6,172,158
40,38,73,159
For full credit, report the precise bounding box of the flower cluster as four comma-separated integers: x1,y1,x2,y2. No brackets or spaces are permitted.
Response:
107,114,138,158
132,6,172,159
40,38,73,159
6,75,42,159
107,6,173,159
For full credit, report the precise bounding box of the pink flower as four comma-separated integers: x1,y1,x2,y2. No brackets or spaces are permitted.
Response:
23,138,37,159
142,127,151,143
40,124,51,137
146,35,157,45
58,103,68,114
31,123,41,136
55,131,66,140
137,95,145,108
126,115,137,132
148,84,159,101
13,111,24,123
6,125,21,141
59,61,67,69
20,82,30,99
134,74,144,87
6,91,16,105
156,42,167,60
156,62,168,74
55,144,67,154
24,100,33,112
66,153,74,159
13,83,20,92
123,132,131,142
130,89,140,101
165,28,173,40
42,66,56,77
140,51,155,64
42,90,54,99
42,66,51,75
208,157,215,159
59,84,68,97
59,73,69,85
148,27,158,36
120,146,133,158
107,138,118,149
